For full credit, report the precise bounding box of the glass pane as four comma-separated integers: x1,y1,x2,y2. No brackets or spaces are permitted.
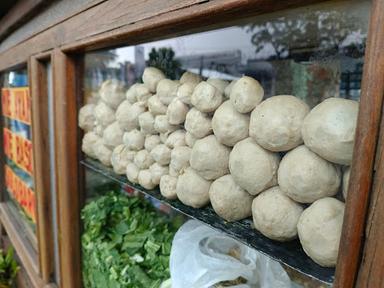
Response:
84,0,369,106
45,61,61,284
1,68,36,236
79,0,371,286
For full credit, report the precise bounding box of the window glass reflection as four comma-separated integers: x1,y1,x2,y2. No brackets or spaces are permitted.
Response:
1,68,36,239
84,0,369,107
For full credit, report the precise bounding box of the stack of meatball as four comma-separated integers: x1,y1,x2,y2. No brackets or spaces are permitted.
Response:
79,67,358,268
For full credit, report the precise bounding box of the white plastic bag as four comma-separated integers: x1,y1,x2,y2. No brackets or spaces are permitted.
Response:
170,220,292,288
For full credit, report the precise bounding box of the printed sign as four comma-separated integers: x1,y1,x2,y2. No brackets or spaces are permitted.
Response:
4,166,36,222
2,87,36,223
2,88,31,125
3,128,33,175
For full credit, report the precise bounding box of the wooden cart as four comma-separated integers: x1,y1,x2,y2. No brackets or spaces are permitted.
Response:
0,0,383,287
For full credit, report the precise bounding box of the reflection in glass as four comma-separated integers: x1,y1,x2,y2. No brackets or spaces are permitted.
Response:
84,0,369,108
1,68,36,241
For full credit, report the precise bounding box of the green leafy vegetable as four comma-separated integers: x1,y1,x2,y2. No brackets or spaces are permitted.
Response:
81,192,181,288
0,247,19,287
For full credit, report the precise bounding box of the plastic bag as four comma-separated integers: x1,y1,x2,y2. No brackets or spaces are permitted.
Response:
170,220,292,288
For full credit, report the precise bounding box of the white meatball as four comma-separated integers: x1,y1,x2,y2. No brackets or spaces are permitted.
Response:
224,80,237,99
115,100,131,129
82,132,99,159
212,101,249,146
138,112,156,135
209,175,254,222
297,197,345,267
160,175,178,200
170,146,191,175
135,84,152,104
165,130,186,149
94,124,105,137
302,98,359,165
190,135,230,180
191,81,223,113
252,186,303,241
180,71,201,84
142,67,166,93
144,135,161,152
134,149,154,169
167,99,189,125
93,139,112,167
117,101,146,131
147,95,168,115
138,169,156,190
230,76,264,113
177,82,197,105
126,162,140,184
278,145,341,203
206,78,229,94
111,145,133,175
229,138,280,195
169,166,178,177
157,79,180,105
126,83,139,104
154,115,178,134
95,101,115,127
102,121,124,148
78,104,96,132
249,95,310,151
159,132,169,144
99,79,125,109
123,129,145,151
150,144,172,165
185,132,197,148
184,108,212,139
149,163,169,185
176,168,211,208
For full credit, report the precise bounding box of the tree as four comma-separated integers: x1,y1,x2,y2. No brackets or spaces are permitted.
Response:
146,47,183,79
246,10,366,60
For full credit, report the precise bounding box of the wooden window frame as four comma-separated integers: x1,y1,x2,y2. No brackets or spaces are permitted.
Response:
30,52,55,284
0,0,383,287
0,53,55,286
351,0,384,286
52,49,82,288
0,0,50,42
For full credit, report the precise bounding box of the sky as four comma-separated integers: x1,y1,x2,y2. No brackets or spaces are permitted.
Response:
109,0,370,68
111,26,276,68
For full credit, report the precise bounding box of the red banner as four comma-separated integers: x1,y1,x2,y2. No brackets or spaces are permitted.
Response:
3,128,33,175
1,88,31,125
4,165,36,222
2,86,35,224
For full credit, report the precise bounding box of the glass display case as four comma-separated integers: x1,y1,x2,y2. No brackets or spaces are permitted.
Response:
78,0,371,286
1,0,384,287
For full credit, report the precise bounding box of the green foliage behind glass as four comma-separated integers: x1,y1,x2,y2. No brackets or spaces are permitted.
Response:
146,48,183,79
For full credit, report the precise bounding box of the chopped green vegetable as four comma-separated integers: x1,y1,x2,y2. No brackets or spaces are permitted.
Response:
0,247,19,287
81,192,181,288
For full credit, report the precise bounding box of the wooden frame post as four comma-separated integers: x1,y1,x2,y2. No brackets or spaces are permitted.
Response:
30,55,55,283
52,49,81,288
334,0,384,286
353,0,384,286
